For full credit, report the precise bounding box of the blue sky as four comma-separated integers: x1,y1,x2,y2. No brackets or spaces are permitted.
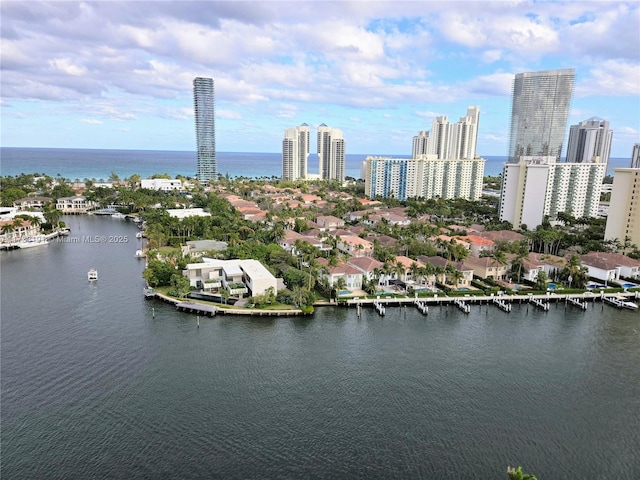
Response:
1,1,639,157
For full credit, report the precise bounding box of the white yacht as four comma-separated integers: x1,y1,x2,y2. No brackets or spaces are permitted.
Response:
17,237,49,248
88,269,98,281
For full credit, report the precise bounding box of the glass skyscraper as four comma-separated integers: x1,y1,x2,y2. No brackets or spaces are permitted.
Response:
508,68,575,162
193,77,217,182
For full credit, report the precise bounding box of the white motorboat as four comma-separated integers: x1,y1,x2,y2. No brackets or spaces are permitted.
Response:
88,269,98,281
17,237,48,248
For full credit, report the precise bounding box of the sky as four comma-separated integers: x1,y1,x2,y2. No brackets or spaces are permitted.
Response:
1,1,639,157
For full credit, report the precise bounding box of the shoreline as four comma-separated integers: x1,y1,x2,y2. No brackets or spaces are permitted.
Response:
149,289,639,318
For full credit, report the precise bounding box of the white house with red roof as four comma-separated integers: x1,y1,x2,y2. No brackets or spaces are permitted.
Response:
337,235,374,257
457,235,495,257
317,258,363,290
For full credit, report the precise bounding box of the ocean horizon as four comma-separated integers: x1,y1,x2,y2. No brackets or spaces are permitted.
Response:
0,146,631,182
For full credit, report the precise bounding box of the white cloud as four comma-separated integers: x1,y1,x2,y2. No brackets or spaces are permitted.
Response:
481,50,503,64
81,118,102,125
217,110,242,120
414,110,440,118
577,61,640,97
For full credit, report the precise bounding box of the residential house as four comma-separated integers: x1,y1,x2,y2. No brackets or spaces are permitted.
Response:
183,258,277,297
524,252,566,280
0,219,40,244
166,208,211,219
347,256,384,285
13,196,53,211
337,235,374,257
580,252,640,283
462,256,510,280
393,256,425,284
316,215,345,230
56,195,98,214
458,235,495,257
317,258,363,291
419,256,474,288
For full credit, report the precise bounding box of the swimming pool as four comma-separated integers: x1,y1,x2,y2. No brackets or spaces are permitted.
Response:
457,287,471,291
622,283,637,289
548,283,557,290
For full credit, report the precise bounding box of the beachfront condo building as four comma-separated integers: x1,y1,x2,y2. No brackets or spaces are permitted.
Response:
193,77,217,182
631,144,640,169
566,117,613,169
604,168,640,248
412,107,480,160
508,69,575,163
499,156,605,230
364,155,485,201
317,124,346,182
282,124,310,181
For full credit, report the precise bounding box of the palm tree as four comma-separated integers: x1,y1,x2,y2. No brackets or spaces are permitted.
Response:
450,268,465,290
511,241,529,283
486,249,508,280
562,253,589,289
409,262,420,282
1,222,15,242
382,261,395,287
44,206,62,230
333,277,347,300
371,267,383,289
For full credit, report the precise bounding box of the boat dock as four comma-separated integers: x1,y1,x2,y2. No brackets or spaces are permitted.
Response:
344,292,639,314
147,290,639,318
151,291,307,317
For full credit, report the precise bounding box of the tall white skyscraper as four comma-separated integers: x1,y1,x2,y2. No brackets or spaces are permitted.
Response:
193,77,217,182
411,107,480,160
631,143,640,169
431,116,453,159
604,168,640,247
282,124,310,181
566,117,613,168
508,69,575,162
412,131,430,158
499,156,605,229
317,124,346,182
451,106,480,160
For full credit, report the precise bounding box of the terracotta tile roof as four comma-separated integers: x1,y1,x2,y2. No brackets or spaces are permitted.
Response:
348,256,384,272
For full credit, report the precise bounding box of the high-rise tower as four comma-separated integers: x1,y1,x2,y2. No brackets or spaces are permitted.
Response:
193,77,217,182
317,124,346,182
631,143,640,169
508,69,575,162
411,107,480,160
566,117,613,168
282,124,310,181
